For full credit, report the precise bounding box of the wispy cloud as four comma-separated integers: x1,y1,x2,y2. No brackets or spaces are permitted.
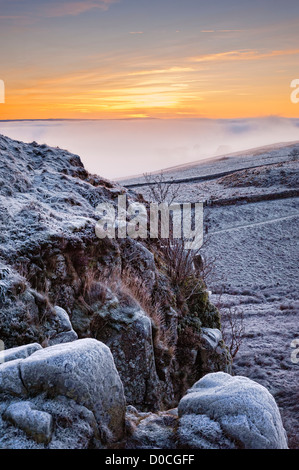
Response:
41,0,119,17
201,29,243,33
0,0,119,21
218,29,243,32
129,31,144,35
190,48,299,63
128,67,195,76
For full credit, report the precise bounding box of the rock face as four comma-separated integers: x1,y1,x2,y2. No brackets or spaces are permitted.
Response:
0,133,230,411
199,328,232,376
46,306,78,346
85,289,161,410
0,339,126,448
178,372,288,449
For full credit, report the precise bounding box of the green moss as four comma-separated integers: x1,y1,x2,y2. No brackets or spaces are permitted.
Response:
177,315,202,338
202,303,221,329
178,274,221,330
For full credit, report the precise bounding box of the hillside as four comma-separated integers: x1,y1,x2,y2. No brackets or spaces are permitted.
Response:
121,142,299,448
0,134,295,449
0,133,235,448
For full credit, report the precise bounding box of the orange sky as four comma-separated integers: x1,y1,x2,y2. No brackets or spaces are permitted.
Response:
1,0,299,120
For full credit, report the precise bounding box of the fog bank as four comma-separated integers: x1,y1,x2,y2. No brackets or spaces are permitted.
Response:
1,117,298,179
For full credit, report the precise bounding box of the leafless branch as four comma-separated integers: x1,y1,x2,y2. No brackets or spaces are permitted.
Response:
143,171,181,205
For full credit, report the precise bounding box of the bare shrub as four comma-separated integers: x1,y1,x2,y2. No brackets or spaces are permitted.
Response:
220,305,245,359
193,252,225,287
142,171,208,301
141,170,242,357
162,239,195,286
143,171,181,204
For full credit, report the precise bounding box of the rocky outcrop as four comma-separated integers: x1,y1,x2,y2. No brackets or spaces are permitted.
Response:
96,302,161,410
0,339,126,448
46,306,78,346
199,328,232,375
0,133,230,411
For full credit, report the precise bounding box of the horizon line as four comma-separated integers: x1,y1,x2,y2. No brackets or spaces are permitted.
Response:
1,115,299,123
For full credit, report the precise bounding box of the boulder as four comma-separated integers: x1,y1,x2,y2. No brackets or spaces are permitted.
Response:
0,359,27,398
201,328,222,349
0,395,99,449
3,401,53,444
178,413,235,449
19,338,126,443
178,372,288,449
52,306,74,332
48,330,78,346
0,343,41,364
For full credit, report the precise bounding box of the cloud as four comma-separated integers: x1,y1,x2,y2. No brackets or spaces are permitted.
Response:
127,67,194,77
0,0,119,20
218,30,243,32
41,0,119,17
129,31,144,35
190,48,299,63
201,29,243,33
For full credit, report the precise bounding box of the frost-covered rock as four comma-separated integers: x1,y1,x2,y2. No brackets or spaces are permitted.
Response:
3,402,53,444
47,306,78,346
0,343,41,364
199,328,232,376
124,372,288,450
201,328,222,348
48,330,78,346
0,396,99,449
0,359,27,398
0,133,230,414
178,372,288,449
125,407,178,449
20,338,125,442
0,338,126,448
52,306,74,332
178,413,235,449
94,299,161,410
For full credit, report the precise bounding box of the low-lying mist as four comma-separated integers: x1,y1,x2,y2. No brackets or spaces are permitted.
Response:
0,117,298,179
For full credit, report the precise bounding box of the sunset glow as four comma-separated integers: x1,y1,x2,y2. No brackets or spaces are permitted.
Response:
0,0,299,120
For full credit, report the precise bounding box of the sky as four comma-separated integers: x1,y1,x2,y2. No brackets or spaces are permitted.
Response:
0,0,299,120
